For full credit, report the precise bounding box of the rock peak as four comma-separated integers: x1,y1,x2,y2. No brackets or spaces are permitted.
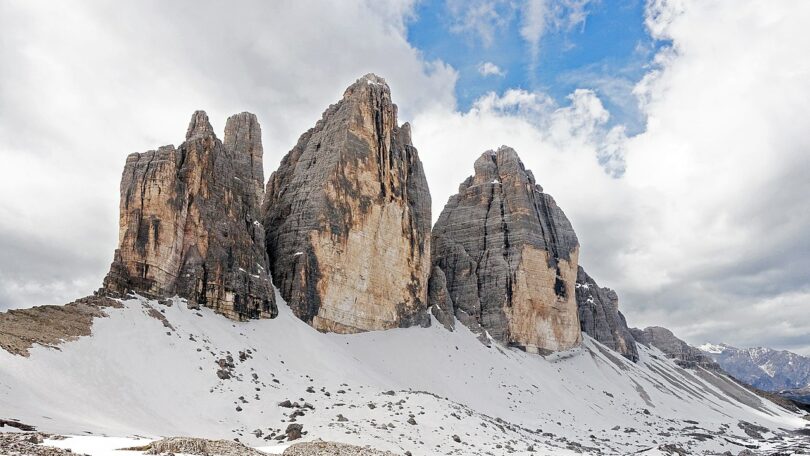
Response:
359,73,388,86
224,112,264,202
472,146,537,189
431,146,581,353
342,73,392,101
104,111,275,321
186,110,215,140
262,74,431,334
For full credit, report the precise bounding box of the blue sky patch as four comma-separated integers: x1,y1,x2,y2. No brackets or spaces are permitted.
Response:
407,0,664,134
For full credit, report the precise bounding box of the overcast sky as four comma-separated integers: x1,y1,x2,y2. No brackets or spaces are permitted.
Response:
2,0,809,354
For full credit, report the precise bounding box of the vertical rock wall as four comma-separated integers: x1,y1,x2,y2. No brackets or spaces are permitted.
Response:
103,111,276,320
261,74,431,333
576,266,638,361
431,146,582,353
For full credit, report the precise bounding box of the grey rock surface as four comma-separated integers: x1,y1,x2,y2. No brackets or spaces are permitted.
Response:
430,146,581,353
631,326,719,369
103,111,276,321
576,266,638,362
262,74,431,333
427,266,455,330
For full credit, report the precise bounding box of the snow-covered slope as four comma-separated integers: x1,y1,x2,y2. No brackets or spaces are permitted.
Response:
1,295,806,455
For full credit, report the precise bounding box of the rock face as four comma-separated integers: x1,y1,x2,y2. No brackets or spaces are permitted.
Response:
631,326,719,369
261,74,431,333
576,266,638,361
430,146,581,353
103,111,276,321
427,266,455,331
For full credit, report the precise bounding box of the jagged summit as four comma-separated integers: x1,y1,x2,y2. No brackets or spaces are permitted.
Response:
262,74,431,333
185,110,215,140
223,112,265,202
357,72,388,86
103,110,275,321
430,146,581,353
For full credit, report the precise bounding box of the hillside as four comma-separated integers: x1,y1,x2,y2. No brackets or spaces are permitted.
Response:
1,294,808,455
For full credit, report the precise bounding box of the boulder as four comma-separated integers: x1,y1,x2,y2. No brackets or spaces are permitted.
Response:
262,74,431,333
103,111,276,320
431,146,581,353
575,266,638,361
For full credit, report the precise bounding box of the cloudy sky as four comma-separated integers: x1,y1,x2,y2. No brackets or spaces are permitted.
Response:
2,0,809,354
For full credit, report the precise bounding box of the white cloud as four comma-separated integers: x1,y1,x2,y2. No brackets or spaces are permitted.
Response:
520,0,550,61
445,0,514,47
477,61,506,77
521,0,592,64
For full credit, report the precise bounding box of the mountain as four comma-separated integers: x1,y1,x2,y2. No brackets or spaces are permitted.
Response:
780,386,810,405
103,111,276,321
1,73,809,455
430,146,581,353
631,326,720,370
261,74,431,333
699,343,810,393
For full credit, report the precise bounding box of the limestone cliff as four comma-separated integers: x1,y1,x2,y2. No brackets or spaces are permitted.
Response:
103,111,276,320
631,326,719,369
261,74,431,333
576,266,638,361
430,146,581,353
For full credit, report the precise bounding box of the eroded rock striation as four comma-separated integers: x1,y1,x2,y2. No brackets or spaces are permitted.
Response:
430,146,581,353
103,111,276,321
575,266,638,361
631,326,719,369
261,74,431,333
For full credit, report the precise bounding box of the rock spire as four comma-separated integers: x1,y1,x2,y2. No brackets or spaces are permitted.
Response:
430,146,581,353
103,111,276,320
261,74,431,333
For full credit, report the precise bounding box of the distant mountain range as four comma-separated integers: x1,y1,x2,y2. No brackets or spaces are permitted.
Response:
699,343,810,403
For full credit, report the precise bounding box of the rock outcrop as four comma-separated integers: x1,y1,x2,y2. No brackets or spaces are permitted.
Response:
576,266,638,361
103,111,276,321
631,326,719,369
0,295,121,356
430,146,581,353
427,266,455,330
261,74,431,333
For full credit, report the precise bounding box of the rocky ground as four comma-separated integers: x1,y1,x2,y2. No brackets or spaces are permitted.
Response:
0,295,120,356
0,433,84,456
123,436,268,455
282,439,398,455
